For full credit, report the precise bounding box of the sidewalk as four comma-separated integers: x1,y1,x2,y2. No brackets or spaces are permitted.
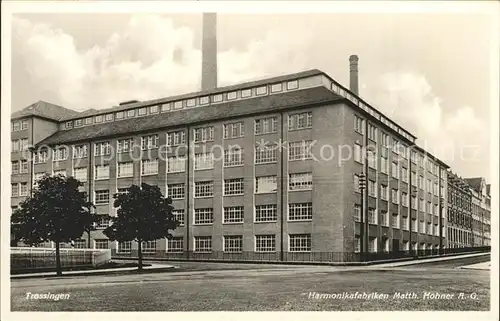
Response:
11,263,174,279
459,261,490,270
370,252,490,268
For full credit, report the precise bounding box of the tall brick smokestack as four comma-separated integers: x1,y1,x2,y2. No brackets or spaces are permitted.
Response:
202,12,217,91
349,55,359,95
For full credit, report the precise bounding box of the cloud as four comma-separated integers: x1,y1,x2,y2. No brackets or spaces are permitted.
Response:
12,14,312,111
363,71,489,177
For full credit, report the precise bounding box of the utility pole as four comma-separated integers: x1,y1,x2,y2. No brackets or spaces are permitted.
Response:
359,172,366,261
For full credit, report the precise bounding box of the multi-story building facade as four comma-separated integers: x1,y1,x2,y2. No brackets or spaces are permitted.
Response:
446,172,473,248
10,66,472,260
465,177,491,246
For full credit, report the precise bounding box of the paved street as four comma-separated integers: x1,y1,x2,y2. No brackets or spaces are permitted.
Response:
11,255,490,311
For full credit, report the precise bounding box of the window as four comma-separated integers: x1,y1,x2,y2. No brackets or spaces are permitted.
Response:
138,107,147,116
95,115,103,123
75,119,83,127
12,121,20,132
354,174,360,193
73,239,86,249
211,94,222,103
401,216,409,230
194,236,212,252
195,181,213,198
53,169,66,177
368,208,377,224
427,222,432,235
65,121,73,129
141,135,159,150
117,138,134,153
142,240,156,253
289,173,312,191
12,161,19,174
368,124,377,141
411,172,417,186
174,101,183,109
418,175,424,189
127,109,135,118
392,140,399,154
53,147,68,161
96,216,110,229
224,148,244,167
354,144,363,163
289,234,311,252
167,237,183,253
193,126,214,143
381,132,389,147
392,189,399,204
381,156,388,174
434,204,439,216
34,150,48,164
95,164,110,180
224,236,243,252
167,131,186,146
167,184,185,199
224,207,244,224
419,220,425,233
271,83,283,93
381,185,388,200
116,112,124,119
288,112,312,130
255,235,275,252
11,183,19,197
412,219,418,232
354,236,361,253
368,180,377,197
161,103,171,112
224,178,244,196
95,190,109,204
11,140,20,152
288,140,313,161
256,86,268,96
172,209,184,225
354,205,361,221
368,237,377,253
287,80,299,90
401,168,408,183
94,142,111,156
20,183,29,196
255,117,277,135
167,156,185,173
392,162,399,179
20,161,29,175
354,115,364,134
288,203,313,221
141,159,158,175
241,89,252,98
255,144,277,164
117,241,131,253
227,91,237,100
194,208,213,225
105,114,113,122
96,240,110,250
150,105,159,114
255,176,277,194
200,96,209,105
73,167,87,182
195,153,214,170
19,139,29,151
392,213,399,228
84,117,93,125
73,145,88,159
381,211,388,226
255,204,277,222
402,192,408,207
367,150,377,169
223,121,245,139
22,120,29,130
117,162,133,178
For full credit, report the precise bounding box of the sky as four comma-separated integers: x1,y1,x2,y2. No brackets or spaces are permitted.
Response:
9,10,497,181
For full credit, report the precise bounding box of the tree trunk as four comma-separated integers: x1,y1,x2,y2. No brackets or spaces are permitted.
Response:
55,241,62,276
137,239,143,271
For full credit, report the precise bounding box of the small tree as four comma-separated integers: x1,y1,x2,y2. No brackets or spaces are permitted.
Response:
103,183,179,271
11,174,97,276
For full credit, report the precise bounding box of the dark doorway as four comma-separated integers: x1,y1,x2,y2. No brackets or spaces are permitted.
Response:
392,239,400,252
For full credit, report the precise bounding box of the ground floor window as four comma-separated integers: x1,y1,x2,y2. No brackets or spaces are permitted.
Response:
142,240,156,253
117,241,131,253
95,239,109,249
167,237,183,253
289,234,311,252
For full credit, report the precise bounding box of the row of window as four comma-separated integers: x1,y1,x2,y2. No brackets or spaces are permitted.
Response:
11,120,29,132
64,80,302,130
11,182,29,197
354,206,441,235
11,138,29,152
353,237,442,253
11,160,29,175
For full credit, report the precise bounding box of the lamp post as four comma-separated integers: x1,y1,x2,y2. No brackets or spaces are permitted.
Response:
439,196,444,255
359,172,366,261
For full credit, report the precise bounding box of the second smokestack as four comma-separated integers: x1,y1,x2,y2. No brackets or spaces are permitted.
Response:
349,55,359,95
202,13,218,91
